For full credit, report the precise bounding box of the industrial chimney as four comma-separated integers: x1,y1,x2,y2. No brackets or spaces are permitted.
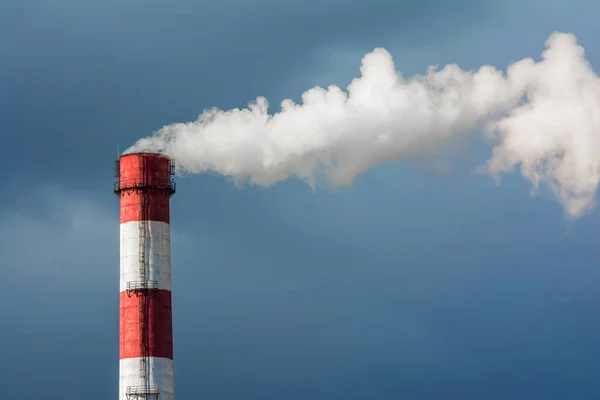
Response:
114,152,176,400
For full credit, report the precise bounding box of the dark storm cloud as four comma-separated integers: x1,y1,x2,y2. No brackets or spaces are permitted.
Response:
0,0,490,191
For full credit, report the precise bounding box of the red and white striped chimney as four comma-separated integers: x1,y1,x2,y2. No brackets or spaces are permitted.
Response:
114,152,176,400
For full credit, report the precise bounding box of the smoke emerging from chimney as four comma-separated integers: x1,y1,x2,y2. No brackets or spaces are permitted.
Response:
125,32,600,219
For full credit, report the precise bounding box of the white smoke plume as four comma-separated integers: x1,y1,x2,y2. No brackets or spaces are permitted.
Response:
125,32,600,219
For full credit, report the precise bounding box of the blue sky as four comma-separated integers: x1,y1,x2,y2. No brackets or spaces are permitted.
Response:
2,0,600,398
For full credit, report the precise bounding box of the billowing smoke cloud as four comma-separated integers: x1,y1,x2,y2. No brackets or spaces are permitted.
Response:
126,32,600,219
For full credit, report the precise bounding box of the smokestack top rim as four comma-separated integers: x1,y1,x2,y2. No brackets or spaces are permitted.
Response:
114,151,176,198
118,151,171,160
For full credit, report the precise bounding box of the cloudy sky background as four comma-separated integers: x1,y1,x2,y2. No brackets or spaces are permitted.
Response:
2,0,600,398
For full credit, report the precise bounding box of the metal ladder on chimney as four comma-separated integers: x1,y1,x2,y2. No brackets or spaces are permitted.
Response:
126,156,160,400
